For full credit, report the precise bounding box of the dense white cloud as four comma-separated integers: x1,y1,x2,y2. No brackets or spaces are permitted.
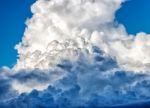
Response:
1,0,150,107
14,0,150,72
14,0,122,70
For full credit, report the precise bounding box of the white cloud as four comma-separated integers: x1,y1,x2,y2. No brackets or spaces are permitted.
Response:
14,0,122,70
14,0,150,73
1,0,150,107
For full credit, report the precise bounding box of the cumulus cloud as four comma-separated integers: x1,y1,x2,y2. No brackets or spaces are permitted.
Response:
13,0,150,72
14,0,122,70
1,0,150,107
1,64,150,107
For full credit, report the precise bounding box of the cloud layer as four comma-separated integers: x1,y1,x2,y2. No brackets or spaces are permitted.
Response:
1,0,150,107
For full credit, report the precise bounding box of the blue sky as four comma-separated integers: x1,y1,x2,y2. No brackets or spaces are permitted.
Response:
116,0,150,34
0,0,150,68
0,0,35,67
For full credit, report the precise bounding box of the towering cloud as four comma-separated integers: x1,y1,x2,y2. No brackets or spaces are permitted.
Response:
14,0,122,70
14,0,150,72
1,0,150,107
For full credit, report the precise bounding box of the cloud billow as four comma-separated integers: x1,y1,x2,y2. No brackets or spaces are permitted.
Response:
1,0,150,107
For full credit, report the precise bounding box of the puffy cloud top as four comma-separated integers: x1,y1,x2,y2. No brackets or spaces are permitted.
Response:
14,0,150,72
14,0,122,70
1,0,150,107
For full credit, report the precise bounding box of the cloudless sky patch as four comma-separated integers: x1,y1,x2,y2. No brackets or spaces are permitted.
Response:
116,0,150,34
0,0,35,67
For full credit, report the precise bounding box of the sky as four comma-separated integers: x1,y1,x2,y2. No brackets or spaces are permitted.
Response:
0,0,35,67
116,0,150,34
0,0,150,68
1,0,150,107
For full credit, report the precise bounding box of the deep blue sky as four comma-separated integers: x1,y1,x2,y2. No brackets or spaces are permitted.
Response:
0,0,35,67
116,0,150,34
0,0,150,68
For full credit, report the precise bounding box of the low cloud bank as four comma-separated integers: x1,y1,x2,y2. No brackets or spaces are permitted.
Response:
1,48,150,107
